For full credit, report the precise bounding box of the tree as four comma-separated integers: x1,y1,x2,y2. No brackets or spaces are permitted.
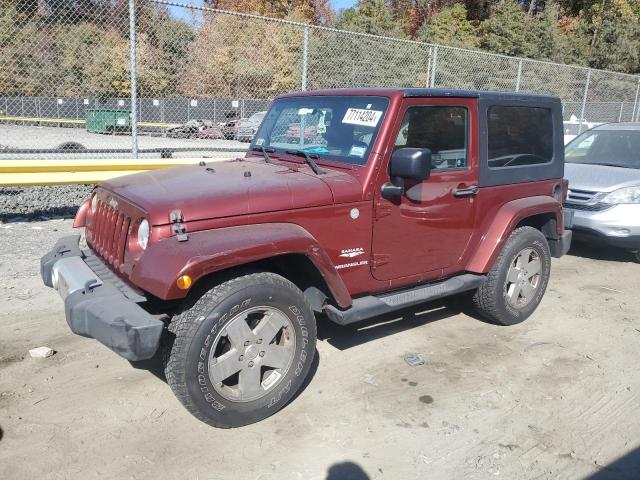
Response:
479,0,556,59
203,0,333,23
335,0,404,36
579,0,640,73
137,18,195,97
417,3,480,49
179,14,303,98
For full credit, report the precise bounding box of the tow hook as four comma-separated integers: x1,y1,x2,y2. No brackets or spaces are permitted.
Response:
83,278,99,294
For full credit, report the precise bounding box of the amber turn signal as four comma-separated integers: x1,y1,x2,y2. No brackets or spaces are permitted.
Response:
176,275,192,290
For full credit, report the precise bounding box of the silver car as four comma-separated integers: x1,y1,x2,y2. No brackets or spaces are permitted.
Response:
564,123,640,262
236,111,266,142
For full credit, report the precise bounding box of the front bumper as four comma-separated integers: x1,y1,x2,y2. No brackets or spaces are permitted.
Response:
565,204,640,250
548,229,572,258
40,235,163,361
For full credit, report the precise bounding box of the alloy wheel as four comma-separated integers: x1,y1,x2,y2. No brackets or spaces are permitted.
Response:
208,306,296,402
504,247,542,308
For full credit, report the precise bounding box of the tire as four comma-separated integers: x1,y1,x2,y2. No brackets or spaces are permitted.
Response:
165,272,317,428
472,226,551,326
633,251,640,263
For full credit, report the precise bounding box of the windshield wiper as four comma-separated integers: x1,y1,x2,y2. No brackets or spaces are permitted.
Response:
251,145,276,163
285,149,325,175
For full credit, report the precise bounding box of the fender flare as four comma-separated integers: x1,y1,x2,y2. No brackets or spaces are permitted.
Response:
467,196,563,273
130,222,352,307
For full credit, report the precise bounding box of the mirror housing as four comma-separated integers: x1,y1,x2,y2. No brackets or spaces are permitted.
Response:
389,148,432,180
381,182,404,199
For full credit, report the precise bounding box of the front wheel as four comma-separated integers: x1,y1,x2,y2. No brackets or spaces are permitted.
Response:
165,272,317,428
473,226,551,326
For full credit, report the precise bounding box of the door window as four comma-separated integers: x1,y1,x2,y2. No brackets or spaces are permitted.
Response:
487,106,553,168
394,106,468,171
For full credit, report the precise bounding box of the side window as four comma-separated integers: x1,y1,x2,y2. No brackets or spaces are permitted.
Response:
394,106,468,171
488,106,553,168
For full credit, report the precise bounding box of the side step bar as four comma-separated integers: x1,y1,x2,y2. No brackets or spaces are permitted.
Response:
324,274,486,326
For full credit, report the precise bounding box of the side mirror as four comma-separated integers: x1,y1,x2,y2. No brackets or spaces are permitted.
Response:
382,148,432,199
389,148,432,180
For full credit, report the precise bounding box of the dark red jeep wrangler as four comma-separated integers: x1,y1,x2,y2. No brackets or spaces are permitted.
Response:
41,88,571,427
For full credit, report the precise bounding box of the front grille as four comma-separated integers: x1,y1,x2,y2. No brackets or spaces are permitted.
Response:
564,202,611,212
566,188,599,204
89,201,131,271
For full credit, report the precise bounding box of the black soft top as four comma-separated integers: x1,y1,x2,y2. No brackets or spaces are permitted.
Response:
402,88,559,103
281,87,560,104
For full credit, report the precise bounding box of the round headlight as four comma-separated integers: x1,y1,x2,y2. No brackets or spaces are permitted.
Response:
137,219,150,250
91,194,98,213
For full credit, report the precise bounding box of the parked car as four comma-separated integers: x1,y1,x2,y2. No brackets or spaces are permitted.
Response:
166,119,212,139
41,88,570,428
221,119,240,140
564,122,640,261
197,124,224,140
563,115,601,144
236,111,266,142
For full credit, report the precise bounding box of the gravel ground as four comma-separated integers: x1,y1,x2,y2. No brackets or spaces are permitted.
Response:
1,220,639,480
0,185,93,222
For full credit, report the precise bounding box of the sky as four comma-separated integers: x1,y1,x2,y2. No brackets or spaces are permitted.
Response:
170,0,357,21
332,0,357,9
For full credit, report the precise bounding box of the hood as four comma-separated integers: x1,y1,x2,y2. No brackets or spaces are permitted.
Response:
565,162,640,193
100,158,360,226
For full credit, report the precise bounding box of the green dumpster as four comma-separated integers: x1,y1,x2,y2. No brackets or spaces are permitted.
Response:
85,109,132,134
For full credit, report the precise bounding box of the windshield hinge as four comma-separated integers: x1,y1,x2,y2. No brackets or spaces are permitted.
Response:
374,202,392,221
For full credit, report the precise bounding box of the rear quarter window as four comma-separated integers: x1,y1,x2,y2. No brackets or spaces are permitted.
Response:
488,106,553,168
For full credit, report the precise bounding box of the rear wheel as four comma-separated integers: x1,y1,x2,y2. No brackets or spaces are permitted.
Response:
633,250,640,263
473,227,551,325
165,272,317,428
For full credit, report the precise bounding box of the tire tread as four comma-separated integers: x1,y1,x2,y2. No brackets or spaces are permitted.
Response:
165,272,315,428
472,226,550,325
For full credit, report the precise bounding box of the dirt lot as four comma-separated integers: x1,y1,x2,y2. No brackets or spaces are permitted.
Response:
1,219,639,480
0,125,248,159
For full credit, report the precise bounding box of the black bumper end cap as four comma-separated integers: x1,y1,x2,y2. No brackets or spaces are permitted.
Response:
64,285,163,361
548,230,572,258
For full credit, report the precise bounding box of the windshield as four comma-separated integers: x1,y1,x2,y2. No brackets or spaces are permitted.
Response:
565,129,640,169
251,95,389,166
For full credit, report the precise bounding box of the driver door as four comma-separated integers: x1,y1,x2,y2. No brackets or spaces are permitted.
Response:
371,98,479,281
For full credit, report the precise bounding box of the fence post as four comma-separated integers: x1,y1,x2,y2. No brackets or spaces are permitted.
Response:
515,59,523,92
128,0,139,158
429,46,438,88
579,69,591,134
425,50,432,88
301,26,309,91
632,78,640,122
618,102,624,122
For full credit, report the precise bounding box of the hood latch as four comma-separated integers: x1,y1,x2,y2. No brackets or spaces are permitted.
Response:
169,210,188,242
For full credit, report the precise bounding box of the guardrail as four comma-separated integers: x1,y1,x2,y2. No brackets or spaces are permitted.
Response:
0,158,214,186
0,115,180,128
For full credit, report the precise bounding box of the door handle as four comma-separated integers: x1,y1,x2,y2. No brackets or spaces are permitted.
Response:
452,185,479,198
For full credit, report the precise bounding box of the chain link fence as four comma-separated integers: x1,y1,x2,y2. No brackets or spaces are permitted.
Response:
1,0,639,160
